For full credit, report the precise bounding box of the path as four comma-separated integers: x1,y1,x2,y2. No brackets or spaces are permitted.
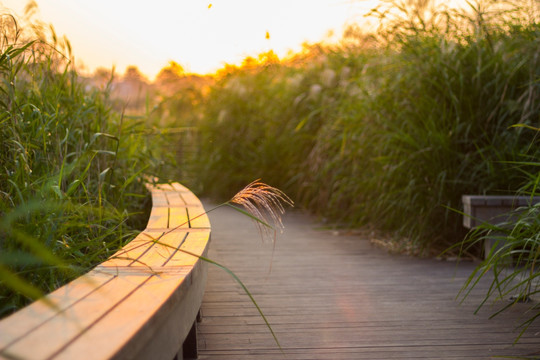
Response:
197,205,540,359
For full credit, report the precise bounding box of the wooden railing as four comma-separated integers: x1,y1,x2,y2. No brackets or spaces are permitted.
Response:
0,182,210,360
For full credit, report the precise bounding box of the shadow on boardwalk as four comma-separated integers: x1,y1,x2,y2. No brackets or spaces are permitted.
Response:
197,205,540,360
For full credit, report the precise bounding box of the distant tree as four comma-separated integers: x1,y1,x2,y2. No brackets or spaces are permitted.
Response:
241,56,257,69
123,65,147,84
115,65,151,112
155,61,189,95
156,61,185,85
92,67,114,88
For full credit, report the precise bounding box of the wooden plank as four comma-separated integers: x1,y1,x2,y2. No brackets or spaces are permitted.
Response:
148,188,168,207
167,231,211,267
170,182,191,193
0,271,114,351
121,230,189,268
188,207,211,229
180,191,206,207
110,262,208,360
154,183,175,192
165,191,186,207
100,230,165,267
196,343,540,360
462,195,540,228
169,207,190,229
146,206,169,229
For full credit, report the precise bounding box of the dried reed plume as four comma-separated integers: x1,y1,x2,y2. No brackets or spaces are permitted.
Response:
228,180,294,240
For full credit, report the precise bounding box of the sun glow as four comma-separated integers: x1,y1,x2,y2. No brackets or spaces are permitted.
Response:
0,0,480,79
0,0,384,79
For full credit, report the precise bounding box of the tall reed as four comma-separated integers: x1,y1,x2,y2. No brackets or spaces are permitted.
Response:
0,9,162,316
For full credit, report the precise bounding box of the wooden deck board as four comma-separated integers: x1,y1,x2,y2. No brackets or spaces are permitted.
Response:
197,207,540,359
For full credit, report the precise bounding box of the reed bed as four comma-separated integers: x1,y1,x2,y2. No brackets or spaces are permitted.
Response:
0,9,168,316
177,0,539,256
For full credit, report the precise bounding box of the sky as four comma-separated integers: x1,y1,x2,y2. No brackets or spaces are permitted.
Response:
0,0,383,80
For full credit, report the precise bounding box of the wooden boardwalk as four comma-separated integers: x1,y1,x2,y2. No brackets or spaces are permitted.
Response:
197,206,540,359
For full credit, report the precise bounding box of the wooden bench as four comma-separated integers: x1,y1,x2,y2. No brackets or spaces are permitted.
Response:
0,182,211,360
462,195,540,258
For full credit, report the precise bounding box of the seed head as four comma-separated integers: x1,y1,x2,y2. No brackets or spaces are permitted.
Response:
229,180,293,239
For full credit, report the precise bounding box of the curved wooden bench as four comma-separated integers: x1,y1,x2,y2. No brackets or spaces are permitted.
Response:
0,182,211,360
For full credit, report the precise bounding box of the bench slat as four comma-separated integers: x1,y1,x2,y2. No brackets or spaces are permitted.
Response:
147,207,171,229
0,271,115,348
187,208,211,229
166,191,187,207
168,207,191,228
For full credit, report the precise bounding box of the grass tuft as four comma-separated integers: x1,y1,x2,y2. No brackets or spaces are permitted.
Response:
229,179,294,239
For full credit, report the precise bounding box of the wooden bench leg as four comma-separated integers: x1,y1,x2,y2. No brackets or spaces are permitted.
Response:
174,310,201,360
182,320,198,360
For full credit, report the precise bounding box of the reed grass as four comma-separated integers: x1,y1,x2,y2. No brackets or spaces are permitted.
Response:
229,179,294,239
173,0,539,256
0,9,166,317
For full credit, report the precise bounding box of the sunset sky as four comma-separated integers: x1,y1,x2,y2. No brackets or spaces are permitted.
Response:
0,0,384,79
